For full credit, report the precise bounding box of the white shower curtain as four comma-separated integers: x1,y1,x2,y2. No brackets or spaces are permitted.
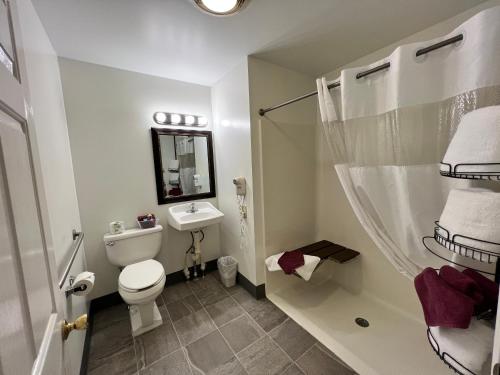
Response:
317,7,500,278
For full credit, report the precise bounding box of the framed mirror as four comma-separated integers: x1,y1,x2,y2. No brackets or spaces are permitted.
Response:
151,128,216,204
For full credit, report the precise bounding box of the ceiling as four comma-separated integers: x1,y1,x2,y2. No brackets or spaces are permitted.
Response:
32,0,485,86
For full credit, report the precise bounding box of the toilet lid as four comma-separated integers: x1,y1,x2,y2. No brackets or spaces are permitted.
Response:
119,259,164,291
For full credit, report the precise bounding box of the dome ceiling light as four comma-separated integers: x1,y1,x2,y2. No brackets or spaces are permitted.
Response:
193,0,248,16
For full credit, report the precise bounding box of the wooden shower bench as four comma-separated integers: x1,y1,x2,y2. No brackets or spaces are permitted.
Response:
296,240,360,264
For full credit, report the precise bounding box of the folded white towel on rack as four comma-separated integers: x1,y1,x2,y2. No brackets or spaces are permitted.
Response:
193,174,201,187
439,188,500,261
428,319,493,375
441,105,500,174
168,159,180,171
169,172,180,186
265,252,321,281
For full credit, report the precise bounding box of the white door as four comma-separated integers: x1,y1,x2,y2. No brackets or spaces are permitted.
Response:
0,0,68,374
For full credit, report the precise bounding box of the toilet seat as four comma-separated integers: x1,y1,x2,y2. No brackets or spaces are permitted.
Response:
119,259,165,292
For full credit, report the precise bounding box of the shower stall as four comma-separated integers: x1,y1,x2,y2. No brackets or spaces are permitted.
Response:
249,6,500,375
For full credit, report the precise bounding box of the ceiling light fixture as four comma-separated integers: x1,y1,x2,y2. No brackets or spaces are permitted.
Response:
170,114,181,124
194,0,248,16
152,112,208,127
153,112,167,124
198,116,208,126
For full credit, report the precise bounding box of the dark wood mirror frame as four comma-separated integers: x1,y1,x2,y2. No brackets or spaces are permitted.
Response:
151,128,216,204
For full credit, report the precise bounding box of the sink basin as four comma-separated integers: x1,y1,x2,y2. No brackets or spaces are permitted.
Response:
167,202,224,231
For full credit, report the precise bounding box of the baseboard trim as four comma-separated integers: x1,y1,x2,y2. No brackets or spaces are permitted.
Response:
237,272,266,299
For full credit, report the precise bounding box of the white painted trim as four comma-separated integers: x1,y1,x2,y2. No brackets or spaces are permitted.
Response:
0,64,25,118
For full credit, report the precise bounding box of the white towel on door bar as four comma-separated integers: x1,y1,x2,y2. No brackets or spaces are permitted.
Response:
428,319,493,375
265,252,321,281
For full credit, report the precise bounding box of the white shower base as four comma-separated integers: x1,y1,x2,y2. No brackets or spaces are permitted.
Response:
267,278,450,375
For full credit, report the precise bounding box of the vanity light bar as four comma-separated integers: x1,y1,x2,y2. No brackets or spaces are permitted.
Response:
153,112,208,127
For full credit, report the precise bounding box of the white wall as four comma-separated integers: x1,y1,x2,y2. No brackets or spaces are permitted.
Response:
16,0,86,373
211,60,260,285
211,57,317,289
247,57,317,289
315,0,500,317
59,58,220,299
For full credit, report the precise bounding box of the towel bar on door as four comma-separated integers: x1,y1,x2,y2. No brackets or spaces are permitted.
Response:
58,230,85,289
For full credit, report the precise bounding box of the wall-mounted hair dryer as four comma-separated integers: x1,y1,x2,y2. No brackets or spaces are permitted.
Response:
233,177,246,196
233,177,247,220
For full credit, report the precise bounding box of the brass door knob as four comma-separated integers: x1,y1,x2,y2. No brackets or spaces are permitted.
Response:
62,314,88,341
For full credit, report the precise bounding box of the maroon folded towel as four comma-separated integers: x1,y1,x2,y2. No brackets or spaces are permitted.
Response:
414,268,475,328
439,266,484,308
278,250,305,274
463,268,499,312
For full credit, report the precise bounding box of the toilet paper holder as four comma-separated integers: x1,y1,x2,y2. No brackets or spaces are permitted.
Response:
65,272,95,298
65,276,89,297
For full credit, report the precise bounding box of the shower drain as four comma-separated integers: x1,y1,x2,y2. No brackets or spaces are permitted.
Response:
355,317,370,328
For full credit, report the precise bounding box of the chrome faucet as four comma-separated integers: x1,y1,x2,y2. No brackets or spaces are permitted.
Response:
187,202,197,213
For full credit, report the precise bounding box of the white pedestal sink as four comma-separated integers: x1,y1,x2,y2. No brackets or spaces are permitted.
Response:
166,202,224,279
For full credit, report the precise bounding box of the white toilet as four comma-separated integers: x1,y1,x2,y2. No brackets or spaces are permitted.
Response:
103,225,165,336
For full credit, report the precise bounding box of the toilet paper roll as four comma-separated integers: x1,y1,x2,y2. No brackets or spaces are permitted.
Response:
73,271,95,296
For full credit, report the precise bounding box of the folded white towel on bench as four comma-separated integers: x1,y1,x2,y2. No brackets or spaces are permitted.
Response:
265,252,321,281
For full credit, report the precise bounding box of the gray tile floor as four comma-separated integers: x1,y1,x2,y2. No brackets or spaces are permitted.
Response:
87,272,357,375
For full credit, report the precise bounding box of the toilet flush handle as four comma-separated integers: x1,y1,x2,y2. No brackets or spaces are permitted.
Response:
105,241,115,246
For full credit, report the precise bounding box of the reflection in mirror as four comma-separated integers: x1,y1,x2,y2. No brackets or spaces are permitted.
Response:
151,128,215,204
160,135,210,196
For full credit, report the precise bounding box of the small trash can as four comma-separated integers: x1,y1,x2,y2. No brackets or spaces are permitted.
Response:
218,256,238,288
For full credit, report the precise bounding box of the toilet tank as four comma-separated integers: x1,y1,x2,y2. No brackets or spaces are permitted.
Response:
103,225,163,267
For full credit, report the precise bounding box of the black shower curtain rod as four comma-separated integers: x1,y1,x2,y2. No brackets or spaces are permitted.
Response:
258,34,464,116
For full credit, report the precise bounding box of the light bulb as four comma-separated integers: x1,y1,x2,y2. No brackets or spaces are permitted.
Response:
153,112,167,124
201,0,237,13
198,116,208,126
185,115,195,125
170,114,181,124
